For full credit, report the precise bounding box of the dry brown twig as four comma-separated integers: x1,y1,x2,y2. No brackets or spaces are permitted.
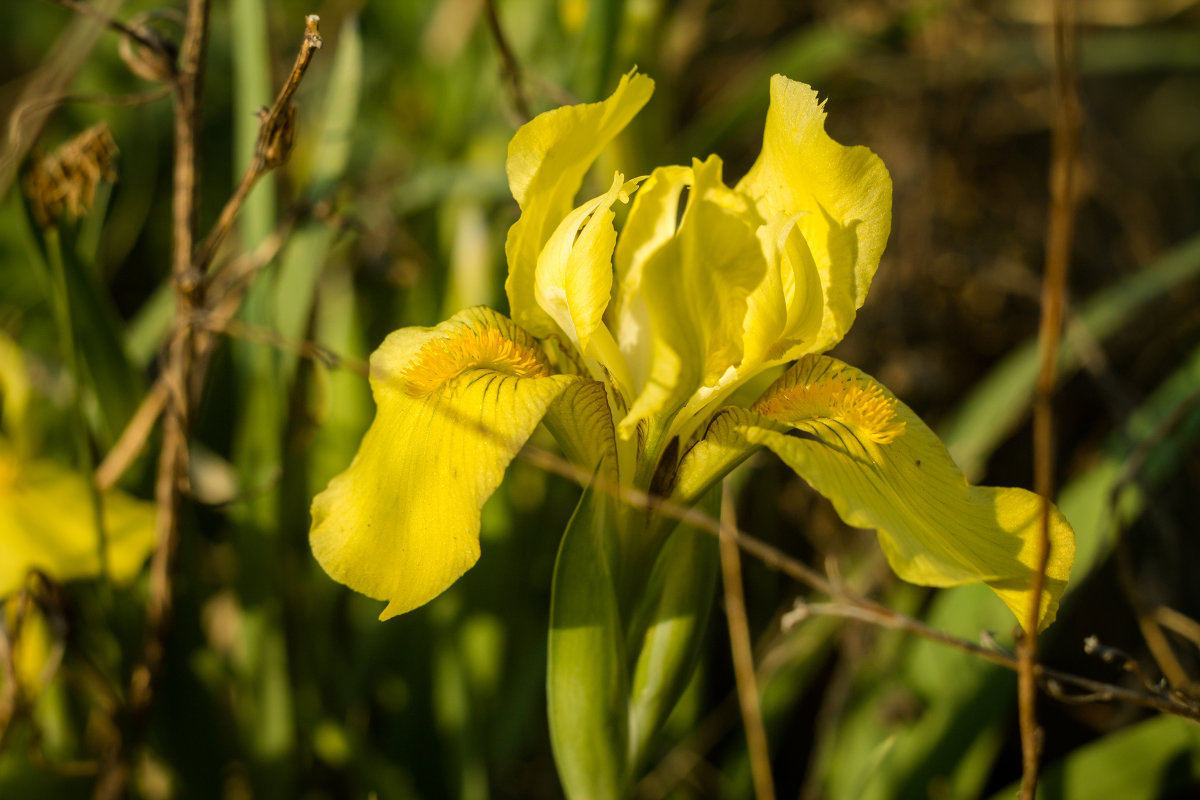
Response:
41,0,172,59
719,480,776,800
1021,0,1081,794
1,0,125,195
86,11,324,800
192,15,323,275
518,439,1200,726
483,0,532,122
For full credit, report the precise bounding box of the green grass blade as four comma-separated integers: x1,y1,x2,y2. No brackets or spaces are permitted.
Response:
988,715,1200,800
274,15,363,387
942,232,1200,479
231,0,276,249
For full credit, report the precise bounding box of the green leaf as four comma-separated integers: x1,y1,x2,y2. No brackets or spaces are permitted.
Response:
1058,341,1200,576
231,0,275,249
942,231,1200,479
547,481,629,799
988,715,1200,800
275,14,364,387
626,490,720,771
28,222,142,448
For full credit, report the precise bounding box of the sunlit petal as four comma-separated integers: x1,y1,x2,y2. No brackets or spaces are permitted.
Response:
535,173,639,354
736,76,892,353
0,444,156,597
309,308,578,618
506,71,654,338
620,156,766,438
680,356,1073,630
751,355,1072,630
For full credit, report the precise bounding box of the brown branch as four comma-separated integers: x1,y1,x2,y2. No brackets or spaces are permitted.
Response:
783,602,1200,724
41,0,172,58
93,380,168,491
91,2,211,797
483,0,532,122
520,436,1200,728
202,317,366,376
1022,0,1080,794
5,86,172,120
92,13,324,800
1154,607,1200,657
191,15,323,276
719,481,775,800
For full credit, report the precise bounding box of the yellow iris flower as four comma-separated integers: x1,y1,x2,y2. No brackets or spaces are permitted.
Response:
310,72,1073,631
0,334,156,600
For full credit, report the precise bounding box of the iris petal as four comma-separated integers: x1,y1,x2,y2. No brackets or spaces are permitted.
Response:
505,71,654,338
678,356,1074,631
736,76,892,353
0,444,156,596
619,157,766,438
309,308,577,618
535,173,637,354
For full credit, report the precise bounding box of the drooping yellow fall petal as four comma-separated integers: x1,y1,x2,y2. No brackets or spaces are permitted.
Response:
752,355,1073,630
309,307,578,619
736,76,892,354
0,443,156,597
505,71,654,338
677,356,1074,631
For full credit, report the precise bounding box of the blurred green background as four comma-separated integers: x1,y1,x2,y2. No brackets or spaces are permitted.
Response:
3,0,1200,797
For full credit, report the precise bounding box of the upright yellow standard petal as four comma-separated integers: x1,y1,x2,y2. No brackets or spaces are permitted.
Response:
309,307,578,619
613,165,694,409
736,76,892,353
534,173,637,354
0,443,156,597
620,157,766,439
505,71,654,338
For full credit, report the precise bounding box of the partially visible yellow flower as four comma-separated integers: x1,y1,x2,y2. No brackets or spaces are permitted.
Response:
0,334,156,599
0,442,157,597
310,72,1074,630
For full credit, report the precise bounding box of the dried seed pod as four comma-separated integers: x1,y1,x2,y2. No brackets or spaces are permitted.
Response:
23,122,119,228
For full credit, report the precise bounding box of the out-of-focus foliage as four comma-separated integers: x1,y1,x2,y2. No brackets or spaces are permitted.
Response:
1,0,1199,798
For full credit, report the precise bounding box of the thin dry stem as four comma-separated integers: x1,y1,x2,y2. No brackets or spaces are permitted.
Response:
1154,607,1200,656
192,15,323,275
719,481,775,800
1021,0,1080,795
94,380,168,491
42,0,171,58
483,0,532,122
784,602,1200,723
520,437,1200,726
102,6,213,797
93,11,322,800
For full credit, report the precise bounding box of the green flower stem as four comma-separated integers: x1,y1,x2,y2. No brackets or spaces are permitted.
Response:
43,225,109,582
